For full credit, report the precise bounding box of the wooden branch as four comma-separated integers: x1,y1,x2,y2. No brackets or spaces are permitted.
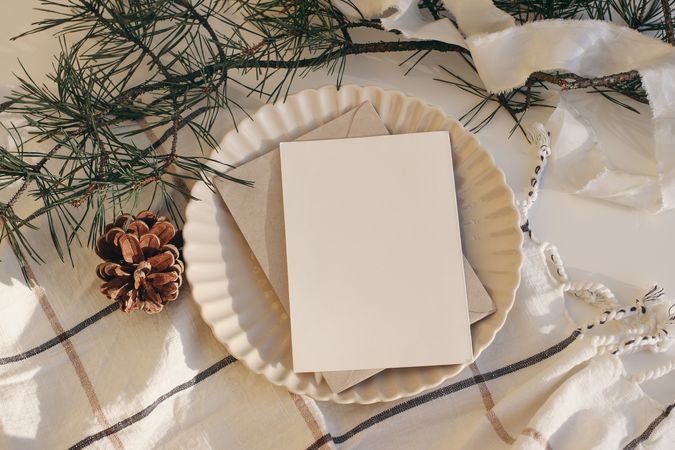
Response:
0,98,16,114
662,0,675,45
529,70,640,90
110,36,650,115
135,114,180,189
0,142,62,216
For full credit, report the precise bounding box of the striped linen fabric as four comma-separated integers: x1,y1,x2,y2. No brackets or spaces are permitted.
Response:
1,128,673,450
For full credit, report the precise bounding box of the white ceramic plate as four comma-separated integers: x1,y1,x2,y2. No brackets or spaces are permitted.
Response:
184,85,522,404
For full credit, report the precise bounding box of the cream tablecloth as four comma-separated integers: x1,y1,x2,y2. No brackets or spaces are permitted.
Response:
1,2,674,449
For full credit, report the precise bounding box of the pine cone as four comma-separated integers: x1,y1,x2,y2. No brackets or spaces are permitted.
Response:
95,211,184,314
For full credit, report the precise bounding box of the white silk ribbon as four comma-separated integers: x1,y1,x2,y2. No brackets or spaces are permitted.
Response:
333,0,675,212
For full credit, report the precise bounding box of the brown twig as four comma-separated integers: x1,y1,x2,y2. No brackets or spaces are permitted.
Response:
0,98,17,114
126,38,648,105
9,107,209,231
69,133,106,208
70,184,97,208
529,70,641,90
143,106,207,156
0,142,63,216
136,124,179,188
662,0,675,45
243,41,266,56
70,110,183,208
160,113,180,172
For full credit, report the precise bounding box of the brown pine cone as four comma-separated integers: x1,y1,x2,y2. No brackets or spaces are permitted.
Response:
95,211,184,314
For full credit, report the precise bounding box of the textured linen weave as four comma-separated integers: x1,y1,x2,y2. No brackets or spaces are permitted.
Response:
0,123,673,450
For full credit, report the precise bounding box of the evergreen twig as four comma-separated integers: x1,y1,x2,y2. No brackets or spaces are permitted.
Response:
1,0,673,267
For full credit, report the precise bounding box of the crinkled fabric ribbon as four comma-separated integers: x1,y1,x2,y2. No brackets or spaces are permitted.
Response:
333,0,675,212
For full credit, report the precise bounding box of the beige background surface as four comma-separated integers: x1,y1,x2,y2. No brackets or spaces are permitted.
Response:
0,0,672,413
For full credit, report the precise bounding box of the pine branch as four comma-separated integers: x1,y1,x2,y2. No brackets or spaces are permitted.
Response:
82,37,644,113
133,40,466,89
2,34,603,225
435,63,554,137
1,0,670,268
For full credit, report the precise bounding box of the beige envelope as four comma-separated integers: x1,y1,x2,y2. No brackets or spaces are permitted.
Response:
214,102,495,393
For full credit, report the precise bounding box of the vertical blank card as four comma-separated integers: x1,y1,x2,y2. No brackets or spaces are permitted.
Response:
280,132,472,372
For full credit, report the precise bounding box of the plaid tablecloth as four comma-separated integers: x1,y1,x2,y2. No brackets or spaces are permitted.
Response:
1,118,674,449
0,3,674,444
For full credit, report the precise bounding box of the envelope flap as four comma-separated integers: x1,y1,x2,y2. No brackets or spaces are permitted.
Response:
213,102,389,312
215,149,290,310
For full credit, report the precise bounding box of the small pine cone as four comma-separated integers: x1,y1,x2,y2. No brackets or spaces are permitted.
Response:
95,211,184,314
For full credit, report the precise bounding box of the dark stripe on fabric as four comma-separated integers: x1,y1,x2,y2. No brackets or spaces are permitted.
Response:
69,355,238,450
305,330,581,450
623,403,674,450
0,302,120,365
17,251,124,449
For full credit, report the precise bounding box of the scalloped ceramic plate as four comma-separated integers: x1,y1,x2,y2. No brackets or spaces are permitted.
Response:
184,85,522,404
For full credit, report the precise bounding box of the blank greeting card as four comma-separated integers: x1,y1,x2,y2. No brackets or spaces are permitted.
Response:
280,132,473,372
